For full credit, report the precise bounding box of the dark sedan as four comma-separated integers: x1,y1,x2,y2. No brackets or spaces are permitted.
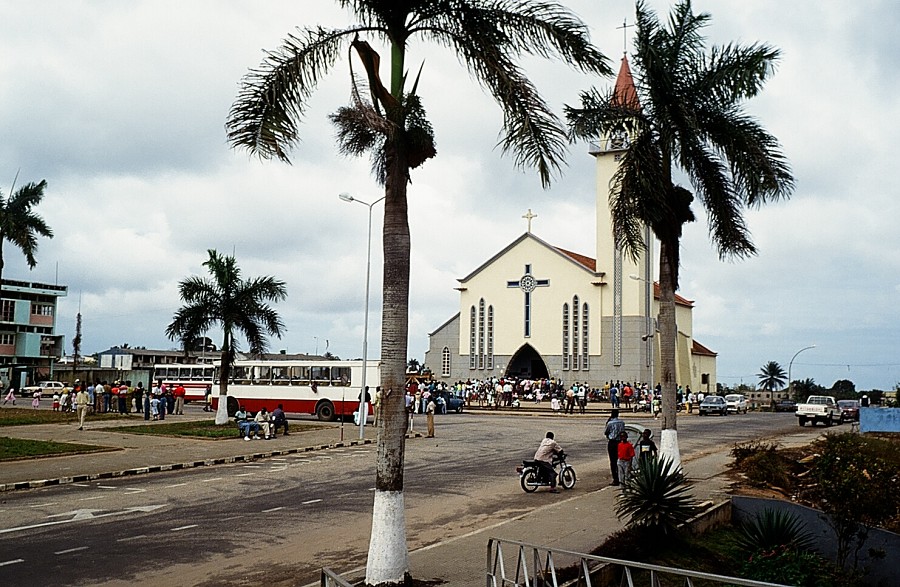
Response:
774,398,798,412
837,399,860,422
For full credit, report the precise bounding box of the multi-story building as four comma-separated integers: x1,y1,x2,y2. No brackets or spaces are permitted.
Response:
0,278,68,388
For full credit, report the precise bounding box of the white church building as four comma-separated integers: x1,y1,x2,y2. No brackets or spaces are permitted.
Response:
424,57,717,393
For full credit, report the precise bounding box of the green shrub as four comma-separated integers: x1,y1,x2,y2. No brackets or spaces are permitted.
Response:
736,508,815,552
615,457,697,535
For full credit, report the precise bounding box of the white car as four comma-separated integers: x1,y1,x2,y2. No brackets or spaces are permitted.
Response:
21,381,66,398
724,394,748,414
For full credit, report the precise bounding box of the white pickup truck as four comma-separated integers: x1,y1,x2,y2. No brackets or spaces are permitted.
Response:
796,395,839,427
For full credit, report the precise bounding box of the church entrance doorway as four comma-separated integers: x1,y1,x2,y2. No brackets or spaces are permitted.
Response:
505,344,549,380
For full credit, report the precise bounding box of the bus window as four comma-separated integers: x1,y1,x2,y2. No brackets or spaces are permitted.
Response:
179,367,192,380
203,366,214,381
272,366,289,385
290,366,310,385
253,365,272,384
311,366,331,386
332,367,351,386
232,366,251,385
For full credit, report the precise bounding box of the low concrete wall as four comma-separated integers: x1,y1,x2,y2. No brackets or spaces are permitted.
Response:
732,496,900,587
860,406,900,433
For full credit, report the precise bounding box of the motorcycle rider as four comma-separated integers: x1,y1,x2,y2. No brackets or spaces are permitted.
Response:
533,431,563,493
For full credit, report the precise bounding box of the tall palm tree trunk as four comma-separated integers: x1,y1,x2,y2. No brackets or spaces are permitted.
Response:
365,150,411,586
215,335,232,425
657,240,681,469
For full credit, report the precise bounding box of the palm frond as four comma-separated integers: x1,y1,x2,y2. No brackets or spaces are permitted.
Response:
226,26,361,162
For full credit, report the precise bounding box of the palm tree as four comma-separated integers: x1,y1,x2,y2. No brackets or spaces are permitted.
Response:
225,3,609,584
758,360,786,392
165,250,287,425
0,177,53,287
566,0,793,467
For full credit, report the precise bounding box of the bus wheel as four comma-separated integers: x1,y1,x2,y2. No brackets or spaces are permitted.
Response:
226,396,239,417
316,401,336,421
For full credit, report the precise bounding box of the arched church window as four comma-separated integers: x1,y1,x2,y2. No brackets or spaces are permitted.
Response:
582,303,590,370
572,296,580,370
469,306,476,369
562,303,570,370
487,305,494,369
478,299,485,369
442,347,451,377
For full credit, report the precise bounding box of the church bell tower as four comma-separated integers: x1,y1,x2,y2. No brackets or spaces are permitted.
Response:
592,56,655,371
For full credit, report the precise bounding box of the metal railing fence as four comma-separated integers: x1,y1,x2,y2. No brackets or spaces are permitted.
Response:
487,537,790,587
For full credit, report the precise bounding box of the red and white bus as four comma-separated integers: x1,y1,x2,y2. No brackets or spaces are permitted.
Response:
154,359,380,421
152,363,215,402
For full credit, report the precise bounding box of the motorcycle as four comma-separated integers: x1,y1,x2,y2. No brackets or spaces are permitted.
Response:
517,451,577,492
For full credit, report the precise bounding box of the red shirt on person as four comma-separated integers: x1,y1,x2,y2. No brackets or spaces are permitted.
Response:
617,440,636,461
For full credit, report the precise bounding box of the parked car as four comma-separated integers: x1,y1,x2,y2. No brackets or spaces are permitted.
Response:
773,398,798,412
433,391,465,413
837,399,860,423
698,395,728,416
21,380,66,398
724,394,748,414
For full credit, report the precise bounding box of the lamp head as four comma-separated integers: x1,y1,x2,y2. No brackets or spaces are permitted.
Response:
338,192,354,203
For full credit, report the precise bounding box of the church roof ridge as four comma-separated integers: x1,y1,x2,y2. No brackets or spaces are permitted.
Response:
692,339,717,356
458,232,601,283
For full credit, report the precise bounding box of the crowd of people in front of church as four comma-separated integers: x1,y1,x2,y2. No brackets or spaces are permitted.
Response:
428,376,701,417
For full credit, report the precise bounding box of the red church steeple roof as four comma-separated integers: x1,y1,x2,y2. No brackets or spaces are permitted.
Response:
612,56,640,109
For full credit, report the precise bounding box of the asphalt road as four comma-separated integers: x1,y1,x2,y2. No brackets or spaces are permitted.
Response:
0,411,819,586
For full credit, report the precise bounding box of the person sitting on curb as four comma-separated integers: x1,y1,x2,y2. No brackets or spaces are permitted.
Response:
235,406,261,440
255,406,273,439
272,404,289,436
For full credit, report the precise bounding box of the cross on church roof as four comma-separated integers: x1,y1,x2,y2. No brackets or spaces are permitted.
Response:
522,209,537,232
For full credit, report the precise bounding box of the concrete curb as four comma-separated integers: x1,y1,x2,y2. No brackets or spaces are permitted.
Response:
0,435,418,493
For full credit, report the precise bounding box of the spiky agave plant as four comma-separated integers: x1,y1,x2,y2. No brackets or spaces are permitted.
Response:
736,508,815,553
615,457,697,535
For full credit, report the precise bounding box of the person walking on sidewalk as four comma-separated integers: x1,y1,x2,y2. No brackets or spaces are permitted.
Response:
603,409,625,486
75,385,91,430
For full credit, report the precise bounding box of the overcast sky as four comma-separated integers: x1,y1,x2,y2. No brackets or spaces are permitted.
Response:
1,1,897,391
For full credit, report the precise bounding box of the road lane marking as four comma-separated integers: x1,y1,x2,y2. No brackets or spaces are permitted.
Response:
0,559,24,567
30,502,59,508
171,524,198,531
0,505,166,535
261,506,284,513
165,483,188,488
201,478,223,483
117,535,147,542
97,485,117,489
79,496,105,501
301,499,322,505
55,546,89,555
234,473,255,477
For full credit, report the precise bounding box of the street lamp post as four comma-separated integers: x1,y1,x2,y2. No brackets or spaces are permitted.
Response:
339,192,385,439
787,344,816,400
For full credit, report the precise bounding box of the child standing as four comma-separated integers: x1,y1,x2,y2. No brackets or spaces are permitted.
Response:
636,428,658,467
616,431,636,484
52,393,61,411
31,390,41,409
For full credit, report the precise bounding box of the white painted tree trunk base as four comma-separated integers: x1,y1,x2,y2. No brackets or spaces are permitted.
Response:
659,429,681,470
214,395,229,425
365,490,409,586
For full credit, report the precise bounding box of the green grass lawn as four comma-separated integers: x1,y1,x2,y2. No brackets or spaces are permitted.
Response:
0,436,110,461
109,420,242,439
0,407,133,427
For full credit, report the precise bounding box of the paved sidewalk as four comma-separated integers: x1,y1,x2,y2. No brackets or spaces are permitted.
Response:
0,411,384,491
